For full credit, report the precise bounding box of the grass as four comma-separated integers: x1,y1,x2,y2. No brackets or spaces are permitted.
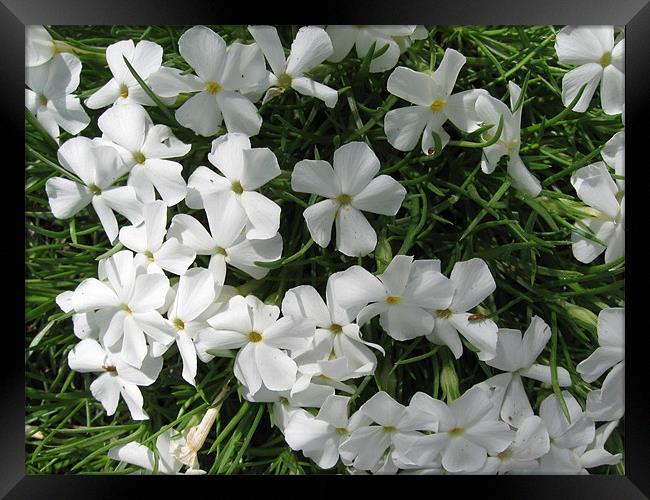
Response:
25,25,624,474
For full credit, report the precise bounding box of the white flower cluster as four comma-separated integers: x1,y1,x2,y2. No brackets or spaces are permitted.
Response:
26,24,624,475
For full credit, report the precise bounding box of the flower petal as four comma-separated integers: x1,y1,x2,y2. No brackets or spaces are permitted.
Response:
285,26,333,76
292,159,341,198
335,206,377,257
351,175,406,216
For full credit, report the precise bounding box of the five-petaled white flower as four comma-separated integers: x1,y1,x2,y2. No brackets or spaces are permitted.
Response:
186,132,282,240
108,429,206,474
384,48,487,155
199,295,315,395
570,162,624,265
248,25,338,108
338,391,434,472
555,26,624,115
474,81,542,197
284,394,365,469
26,53,90,142
331,256,453,341
426,258,499,361
86,39,174,109
536,391,608,474
486,316,572,427
68,338,162,420
168,191,282,284
153,25,267,137
398,386,514,473
326,26,421,73
282,278,385,378
491,415,550,474
45,136,143,243
71,250,174,367
97,103,191,206
119,200,196,276
292,141,406,257
165,267,217,386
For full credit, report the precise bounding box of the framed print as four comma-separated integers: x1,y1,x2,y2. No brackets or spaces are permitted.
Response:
7,0,649,497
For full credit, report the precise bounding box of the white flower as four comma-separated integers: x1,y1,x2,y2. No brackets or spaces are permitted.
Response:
119,201,196,276
331,256,453,341
602,130,624,191
155,26,267,137
491,415,550,474
200,295,315,394
108,429,205,474
426,258,499,361
384,48,486,155
570,163,624,264
398,386,514,473
26,25,57,67
26,53,90,142
338,391,432,471
45,136,143,243
71,250,174,367
577,307,624,382
486,316,571,427
284,394,365,469
185,132,282,240
555,26,624,115
291,141,406,257
165,267,217,386
68,338,162,420
281,278,385,378
536,391,604,474
576,420,622,471
248,25,338,108
85,39,173,109
474,81,541,197
326,25,420,73
96,104,190,206
586,362,624,422
168,192,282,284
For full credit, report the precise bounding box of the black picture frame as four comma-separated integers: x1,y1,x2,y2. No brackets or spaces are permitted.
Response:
9,1,648,497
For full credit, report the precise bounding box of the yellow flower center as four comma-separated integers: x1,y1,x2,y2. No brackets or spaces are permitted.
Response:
173,318,185,331
599,52,612,67
144,250,155,262
248,331,263,343
430,99,446,112
277,73,293,90
449,427,465,436
133,151,146,164
38,94,48,107
103,364,117,373
205,81,221,94
337,193,352,205
120,304,132,315
386,296,400,305
497,449,512,460
119,83,129,99
436,308,453,319
278,396,289,406
330,323,343,334
382,426,397,433
335,427,348,436
88,184,102,196
231,180,244,195
215,246,228,256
